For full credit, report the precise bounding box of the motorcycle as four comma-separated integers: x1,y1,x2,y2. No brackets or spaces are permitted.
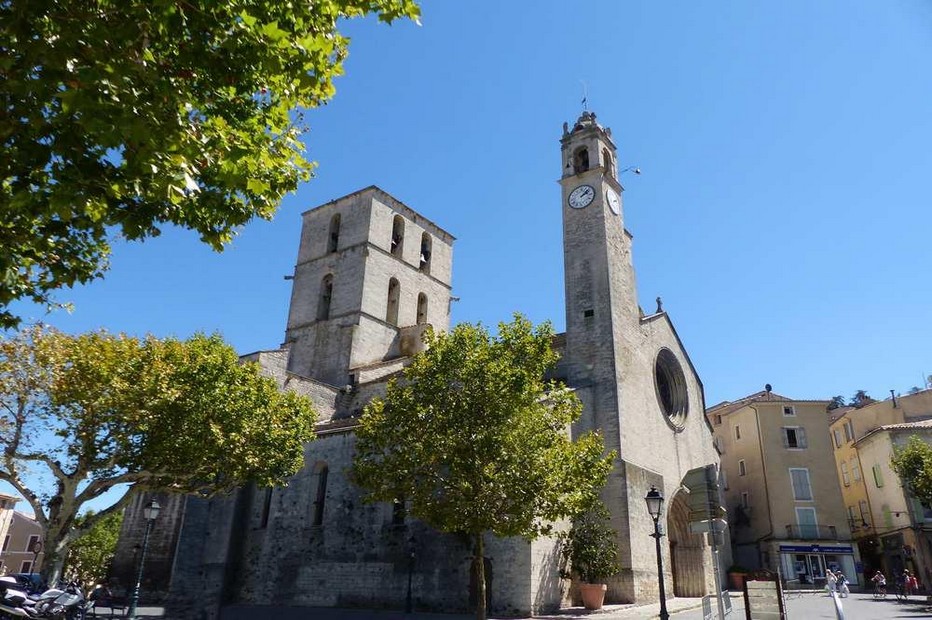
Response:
0,576,85,619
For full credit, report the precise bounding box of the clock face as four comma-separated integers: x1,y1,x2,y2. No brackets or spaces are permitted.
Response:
606,189,621,215
568,184,595,209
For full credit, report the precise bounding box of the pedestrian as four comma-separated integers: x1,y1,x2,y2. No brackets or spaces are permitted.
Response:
836,572,850,597
825,569,837,596
871,570,887,597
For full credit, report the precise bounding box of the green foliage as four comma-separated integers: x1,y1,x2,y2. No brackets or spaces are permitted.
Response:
0,0,420,328
0,325,317,582
559,500,620,584
849,390,874,408
827,395,846,411
891,435,932,507
64,510,123,585
353,314,613,540
353,314,613,619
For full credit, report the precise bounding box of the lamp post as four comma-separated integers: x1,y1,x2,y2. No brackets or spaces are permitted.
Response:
405,535,416,614
645,486,669,620
29,539,42,576
127,499,160,620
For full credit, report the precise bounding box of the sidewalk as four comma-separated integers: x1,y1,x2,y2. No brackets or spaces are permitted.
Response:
140,595,717,620
218,597,712,620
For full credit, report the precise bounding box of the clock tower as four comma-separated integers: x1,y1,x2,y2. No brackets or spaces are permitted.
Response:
558,111,639,445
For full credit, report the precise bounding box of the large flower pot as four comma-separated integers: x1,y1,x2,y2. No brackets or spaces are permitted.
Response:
728,572,747,590
579,583,607,610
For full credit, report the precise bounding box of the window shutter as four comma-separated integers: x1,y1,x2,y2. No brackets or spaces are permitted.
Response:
798,427,808,448
782,430,790,448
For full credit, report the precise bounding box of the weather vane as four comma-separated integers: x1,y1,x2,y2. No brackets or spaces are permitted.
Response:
580,80,588,111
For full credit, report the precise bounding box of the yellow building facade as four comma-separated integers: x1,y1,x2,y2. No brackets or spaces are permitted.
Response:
829,389,932,587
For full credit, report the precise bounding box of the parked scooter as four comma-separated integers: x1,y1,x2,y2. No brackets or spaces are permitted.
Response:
0,576,85,619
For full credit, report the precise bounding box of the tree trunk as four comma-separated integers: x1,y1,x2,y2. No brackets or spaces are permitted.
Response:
474,534,486,620
40,533,68,586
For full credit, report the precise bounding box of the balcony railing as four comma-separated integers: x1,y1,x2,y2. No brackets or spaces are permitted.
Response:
784,524,839,540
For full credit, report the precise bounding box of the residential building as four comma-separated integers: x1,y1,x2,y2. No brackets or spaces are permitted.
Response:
0,511,44,575
829,389,932,586
0,493,17,574
707,389,858,586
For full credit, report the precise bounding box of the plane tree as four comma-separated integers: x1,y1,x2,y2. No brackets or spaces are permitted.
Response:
891,435,932,507
0,326,317,583
353,315,613,620
0,0,420,328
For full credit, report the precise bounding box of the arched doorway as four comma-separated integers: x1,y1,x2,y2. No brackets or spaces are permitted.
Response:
667,489,708,597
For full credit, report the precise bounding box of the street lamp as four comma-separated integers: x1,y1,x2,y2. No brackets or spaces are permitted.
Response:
645,486,669,620
127,499,160,620
29,539,42,576
405,535,416,614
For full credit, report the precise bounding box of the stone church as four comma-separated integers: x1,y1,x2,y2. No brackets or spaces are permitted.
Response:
114,112,722,618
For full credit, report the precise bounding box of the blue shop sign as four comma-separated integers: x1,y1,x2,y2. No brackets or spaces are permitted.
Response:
779,544,854,554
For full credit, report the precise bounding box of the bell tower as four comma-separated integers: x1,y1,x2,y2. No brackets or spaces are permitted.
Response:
559,110,641,406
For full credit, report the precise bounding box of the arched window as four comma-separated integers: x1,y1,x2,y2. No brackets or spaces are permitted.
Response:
386,278,400,326
573,147,589,174
312,463,328,526
391,215,405,257
259,487,273,529
419,232,432,273
327,213,341,253
416,293,428,325
317,274,333,321
602,148,615,179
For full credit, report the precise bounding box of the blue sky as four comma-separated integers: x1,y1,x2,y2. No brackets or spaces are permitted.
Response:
10,0,932,414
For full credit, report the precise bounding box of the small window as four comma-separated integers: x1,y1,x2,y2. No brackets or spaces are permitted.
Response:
851,459,861,482
1,535,9,552
847,505,857,528
327,213,341,253
783,427,807,449
602,147,615,178
714,414,722,426
20,561,32,573
795,507,818,538
260,487,273,529
312,464,329,527
317,274,333,321
741,492,750,508
738,460,747,476
419,233,432,273
391,215,405,257
391,498,406,526
416,293,428,325
734,425,741,440
841,462,850,486
783,405,796,417
721,469,729,490
872,464,884,488
25,535,39,553
790,468,813,500
386,278,400,326
843,420,854,443
583,309,594,318
833,429,842,449
573,147,590,174
858,500,870,525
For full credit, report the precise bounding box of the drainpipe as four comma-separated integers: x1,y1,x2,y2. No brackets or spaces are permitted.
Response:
749,404,775,566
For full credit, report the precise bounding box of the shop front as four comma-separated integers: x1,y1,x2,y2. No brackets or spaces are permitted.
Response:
776,543,859,587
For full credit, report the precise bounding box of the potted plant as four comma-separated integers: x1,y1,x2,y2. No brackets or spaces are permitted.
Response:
727,564,749,590
560,501,621,610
